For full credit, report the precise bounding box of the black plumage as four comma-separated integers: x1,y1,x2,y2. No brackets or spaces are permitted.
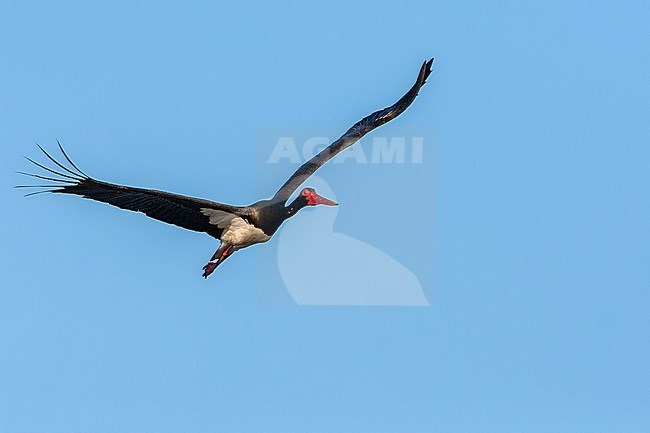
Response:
19,59,434,277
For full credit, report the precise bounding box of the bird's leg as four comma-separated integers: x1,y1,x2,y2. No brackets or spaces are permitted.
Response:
202,243,233,278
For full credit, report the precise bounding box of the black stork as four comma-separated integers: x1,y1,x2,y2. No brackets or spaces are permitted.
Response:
19,59,434,278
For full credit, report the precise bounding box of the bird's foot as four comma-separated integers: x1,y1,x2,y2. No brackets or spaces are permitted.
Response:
202,260,218,279
202,245,233,279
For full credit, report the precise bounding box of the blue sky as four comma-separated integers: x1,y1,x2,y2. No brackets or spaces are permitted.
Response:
1,1,649,432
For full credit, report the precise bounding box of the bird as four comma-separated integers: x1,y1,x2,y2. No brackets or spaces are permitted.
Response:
18,58,434,279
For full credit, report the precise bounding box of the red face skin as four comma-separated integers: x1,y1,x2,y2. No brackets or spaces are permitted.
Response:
301,188,338,206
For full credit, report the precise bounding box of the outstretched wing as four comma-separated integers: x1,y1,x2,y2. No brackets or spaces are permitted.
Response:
272,58,434,203
17,143,246,239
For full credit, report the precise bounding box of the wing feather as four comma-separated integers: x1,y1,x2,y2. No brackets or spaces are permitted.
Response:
272,58,434,203
21,146,246,239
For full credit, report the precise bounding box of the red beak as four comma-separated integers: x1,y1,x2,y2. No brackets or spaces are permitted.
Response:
309,192,338,206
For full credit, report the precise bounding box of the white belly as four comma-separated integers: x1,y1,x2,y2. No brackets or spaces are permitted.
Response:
221,217,271,248
201,208,271,249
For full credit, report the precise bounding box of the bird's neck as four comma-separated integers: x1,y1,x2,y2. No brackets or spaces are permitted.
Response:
284,196,309,218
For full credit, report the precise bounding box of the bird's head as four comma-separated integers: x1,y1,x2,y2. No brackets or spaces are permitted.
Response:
300,187,338,206
283,187,338,220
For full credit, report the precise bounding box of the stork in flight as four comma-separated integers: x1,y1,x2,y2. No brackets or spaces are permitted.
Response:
19,59,434,278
